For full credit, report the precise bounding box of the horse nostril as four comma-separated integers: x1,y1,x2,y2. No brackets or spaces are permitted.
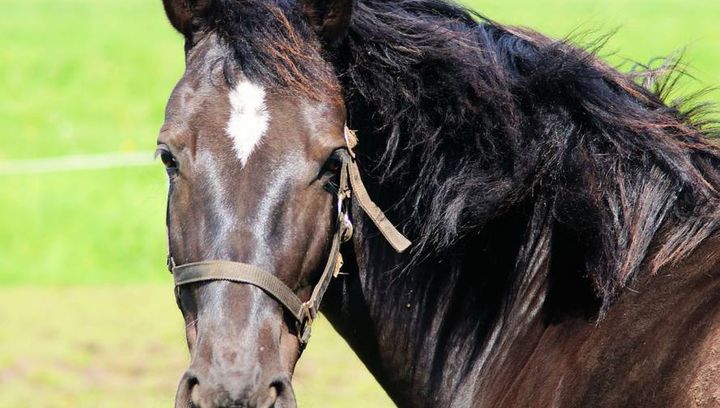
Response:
190,385,201,406
188,376,201,407
263,379,295,408
176,372,202,408
177,370,294,408
268,385,278,402
257,384,279,408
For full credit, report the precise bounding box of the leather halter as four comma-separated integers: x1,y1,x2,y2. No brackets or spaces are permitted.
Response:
169,126,411,348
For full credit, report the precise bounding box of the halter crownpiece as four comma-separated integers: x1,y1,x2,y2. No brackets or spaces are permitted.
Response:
170,125,411,348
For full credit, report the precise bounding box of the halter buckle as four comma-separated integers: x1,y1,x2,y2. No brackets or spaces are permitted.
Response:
166,255,176,273
341,212,353,242
298,302,315,348
337,186,354,243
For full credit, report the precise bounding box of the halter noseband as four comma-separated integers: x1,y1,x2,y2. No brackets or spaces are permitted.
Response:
169,126,411,348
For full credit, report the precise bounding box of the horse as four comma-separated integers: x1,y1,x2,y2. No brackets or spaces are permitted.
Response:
156,0,720,407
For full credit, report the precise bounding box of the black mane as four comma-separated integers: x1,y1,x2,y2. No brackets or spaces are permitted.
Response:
338,0,720,311
204,0,720,312
200,0,339,97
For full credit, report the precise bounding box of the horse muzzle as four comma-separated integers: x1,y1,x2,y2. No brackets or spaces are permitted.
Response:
175,366,296,408
173,282,300,408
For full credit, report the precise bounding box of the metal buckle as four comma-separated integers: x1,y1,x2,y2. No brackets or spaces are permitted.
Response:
337,189,354,242
299,323,312,348
341,212,353,242
297,302,315,349
336,190,345,217
166,255,176,273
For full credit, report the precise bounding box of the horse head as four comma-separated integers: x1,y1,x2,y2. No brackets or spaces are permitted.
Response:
158,1,408,407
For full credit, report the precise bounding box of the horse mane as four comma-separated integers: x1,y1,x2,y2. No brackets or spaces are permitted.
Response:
201,0,720,312
340,0,720,311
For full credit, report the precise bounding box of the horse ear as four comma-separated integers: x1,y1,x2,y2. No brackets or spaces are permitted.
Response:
301,0,354,47
162,0,210,36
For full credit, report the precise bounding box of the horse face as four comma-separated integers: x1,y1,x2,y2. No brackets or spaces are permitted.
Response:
157,5,350,405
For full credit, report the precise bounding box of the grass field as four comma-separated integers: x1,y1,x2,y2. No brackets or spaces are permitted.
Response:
0,286,394,408
0,0,718,406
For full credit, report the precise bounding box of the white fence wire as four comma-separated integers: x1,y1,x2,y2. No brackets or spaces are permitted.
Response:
0,152,156,175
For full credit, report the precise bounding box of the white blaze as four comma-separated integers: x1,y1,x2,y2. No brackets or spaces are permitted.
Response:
226,81,269,165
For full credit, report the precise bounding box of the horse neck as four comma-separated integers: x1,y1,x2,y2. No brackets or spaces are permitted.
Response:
322,199,556,407
323,194,720,408
323,7,720,401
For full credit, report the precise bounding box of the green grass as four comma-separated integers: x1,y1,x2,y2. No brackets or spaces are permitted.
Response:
0,166,167,284
0,0,177,283
0,0,182,159
0,286,395,408
0,1,718,407
470,0,720,99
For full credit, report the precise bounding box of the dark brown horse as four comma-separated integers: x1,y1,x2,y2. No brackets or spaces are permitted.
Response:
157,0,720,407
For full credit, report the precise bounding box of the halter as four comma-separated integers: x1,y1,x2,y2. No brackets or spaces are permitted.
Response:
169,126,411,348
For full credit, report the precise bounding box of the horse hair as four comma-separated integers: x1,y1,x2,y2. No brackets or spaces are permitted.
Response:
198,0,720,313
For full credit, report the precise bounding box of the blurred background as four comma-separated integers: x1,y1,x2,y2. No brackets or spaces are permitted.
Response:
0,0,717,406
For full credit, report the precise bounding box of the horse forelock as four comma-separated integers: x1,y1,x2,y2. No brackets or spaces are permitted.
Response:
195,0,339,100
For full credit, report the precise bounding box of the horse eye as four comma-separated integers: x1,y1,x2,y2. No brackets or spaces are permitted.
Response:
155,147,178,171
322,151,343,174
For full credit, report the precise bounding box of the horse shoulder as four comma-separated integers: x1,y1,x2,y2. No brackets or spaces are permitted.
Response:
483,235,720,408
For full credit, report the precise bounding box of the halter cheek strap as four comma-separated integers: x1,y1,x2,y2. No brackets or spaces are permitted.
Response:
170,126,411,348
343,128,411,252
